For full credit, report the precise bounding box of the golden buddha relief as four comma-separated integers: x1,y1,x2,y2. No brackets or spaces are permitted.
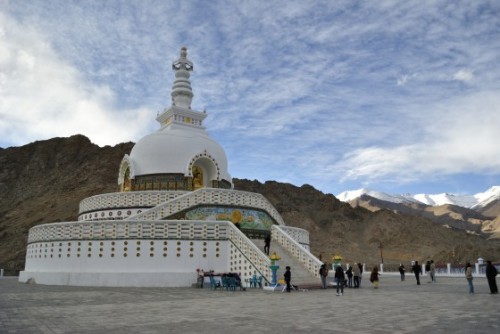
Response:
192,166,203,190
122,168,131,192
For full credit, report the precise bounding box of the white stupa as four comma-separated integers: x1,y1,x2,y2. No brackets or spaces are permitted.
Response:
19,47,321,287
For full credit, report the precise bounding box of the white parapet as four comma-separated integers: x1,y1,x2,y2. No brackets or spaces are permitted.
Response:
19,220,272,287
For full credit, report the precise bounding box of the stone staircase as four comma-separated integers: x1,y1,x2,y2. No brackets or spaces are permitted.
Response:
252,239,320,288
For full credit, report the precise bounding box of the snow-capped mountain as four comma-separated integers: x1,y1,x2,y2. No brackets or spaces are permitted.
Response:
336,188,420,205
337,186,500,209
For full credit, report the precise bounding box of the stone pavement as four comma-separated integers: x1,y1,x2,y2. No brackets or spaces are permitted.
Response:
0,275,498,334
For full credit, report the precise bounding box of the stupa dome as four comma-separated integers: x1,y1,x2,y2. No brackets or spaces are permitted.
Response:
128,127,231,181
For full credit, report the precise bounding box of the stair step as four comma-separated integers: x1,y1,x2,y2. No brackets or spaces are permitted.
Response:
251,238,318,286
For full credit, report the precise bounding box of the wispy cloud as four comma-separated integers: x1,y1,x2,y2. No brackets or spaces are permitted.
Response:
0,9,154,146
453,69,474,82
333,90,500,183
1,0,499,195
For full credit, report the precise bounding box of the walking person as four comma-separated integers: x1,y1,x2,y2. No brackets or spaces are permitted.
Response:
412,261,422,285
485,260,498,294
353,262,361,288
425,261,431,283
334,265,345,296
430,260,436,282
346,265,353,288
399,264,406,281
370,266,380,289
319,263,329,289
284,266,292,292
465,262,474,294
264,234,271,255
357,262,363,288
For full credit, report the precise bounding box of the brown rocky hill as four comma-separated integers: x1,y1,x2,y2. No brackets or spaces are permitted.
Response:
0,135,134,275
235,180,500,267
1,135,499,275
477,198,500,218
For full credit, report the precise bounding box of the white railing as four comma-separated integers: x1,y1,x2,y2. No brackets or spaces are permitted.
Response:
27,220,230,243
125,188,285,226
26,219,272,282
225,222,272,282
279,226,310,249
362,263,499,278
79,191,189,214
271,225,322,278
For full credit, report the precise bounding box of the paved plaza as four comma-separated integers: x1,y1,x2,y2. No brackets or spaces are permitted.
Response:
0,274,498,333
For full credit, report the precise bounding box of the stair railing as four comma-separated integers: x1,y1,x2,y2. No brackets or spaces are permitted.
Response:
271,225,322,278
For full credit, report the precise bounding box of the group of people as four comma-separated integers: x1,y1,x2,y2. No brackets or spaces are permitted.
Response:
278,239,497,295
319,262,365,295
314,260,499,295
408,260,498,294
466,261,498,294
408,260,437,285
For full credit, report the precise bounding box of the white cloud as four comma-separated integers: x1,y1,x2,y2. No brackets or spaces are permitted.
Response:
334,90,500,184
1,0,500,195
0,11,154,147
453,69,474,82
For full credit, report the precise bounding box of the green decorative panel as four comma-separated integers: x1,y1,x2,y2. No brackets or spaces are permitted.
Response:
185,206,274,231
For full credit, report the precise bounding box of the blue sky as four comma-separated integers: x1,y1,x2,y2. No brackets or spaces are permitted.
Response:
1,0,499,196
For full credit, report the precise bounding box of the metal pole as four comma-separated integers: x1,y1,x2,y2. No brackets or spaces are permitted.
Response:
379,241,384,265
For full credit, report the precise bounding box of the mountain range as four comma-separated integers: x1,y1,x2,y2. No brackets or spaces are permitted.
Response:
337,187,500,209
338,188,500,238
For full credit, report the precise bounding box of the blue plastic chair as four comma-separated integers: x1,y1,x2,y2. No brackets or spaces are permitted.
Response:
250,275,258,288
209,275,221,290
257,276,263,288
227,277,237,291
221,276,230,290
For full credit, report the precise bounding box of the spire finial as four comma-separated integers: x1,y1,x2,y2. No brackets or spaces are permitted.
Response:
172,46,193,71
171,46,194,108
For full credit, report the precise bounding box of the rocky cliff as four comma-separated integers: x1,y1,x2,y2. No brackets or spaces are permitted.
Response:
1,135,499,275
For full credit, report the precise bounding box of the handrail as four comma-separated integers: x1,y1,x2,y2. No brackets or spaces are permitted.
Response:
225,223,272,284
271,225,322,278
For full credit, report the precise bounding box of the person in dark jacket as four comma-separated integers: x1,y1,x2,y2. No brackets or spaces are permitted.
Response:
370,266,380,288
319,264,329,289
465,262,474,294
284,266,292,292
485,260,498,294
334,266,345,296
399,264,406,281
412,261,422,285
264,234,271,255
425,261,431,283
353,263,361,288
346,266,353,288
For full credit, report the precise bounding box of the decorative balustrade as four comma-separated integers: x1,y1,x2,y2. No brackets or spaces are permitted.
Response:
279,226,310,249
28,220,229,243
26,219,272,281
271,225,322,278
79,191,188,214
125,188,285,226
